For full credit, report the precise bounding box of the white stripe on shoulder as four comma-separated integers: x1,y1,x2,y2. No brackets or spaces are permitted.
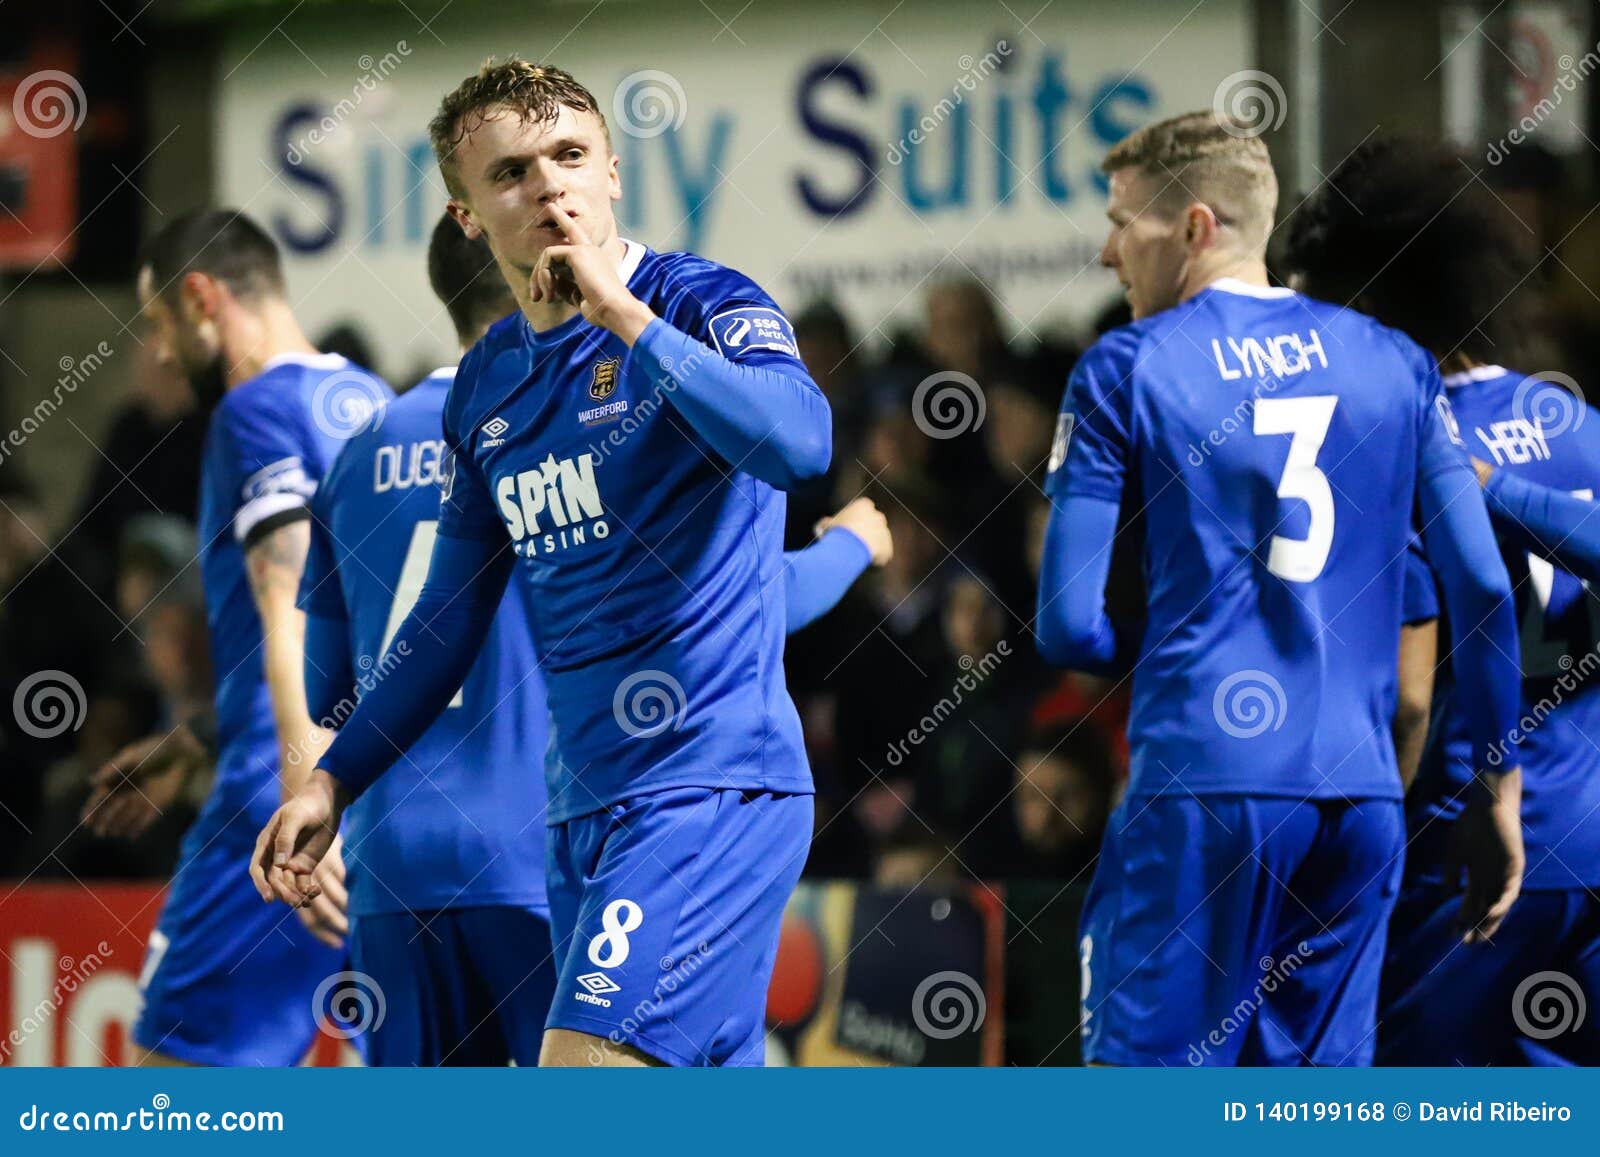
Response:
262,352,350,372
1206,276,1295,299
1440,364,1509,388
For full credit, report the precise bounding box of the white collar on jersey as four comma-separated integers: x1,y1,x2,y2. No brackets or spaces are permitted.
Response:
1204,276,1295,299
617,237,645,285
260,351,349,372
522,239,647,337
1440,364,1508,388
426,364,458,382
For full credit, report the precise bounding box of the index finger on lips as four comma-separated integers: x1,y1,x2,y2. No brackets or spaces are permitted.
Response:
549,202,591,246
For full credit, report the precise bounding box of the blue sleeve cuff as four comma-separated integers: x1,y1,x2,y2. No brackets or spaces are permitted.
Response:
784,526,874,633
821,526,873,571
1483,468,1600,584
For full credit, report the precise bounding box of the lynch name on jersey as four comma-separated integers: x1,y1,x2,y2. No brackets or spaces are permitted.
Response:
1211,328,1329,380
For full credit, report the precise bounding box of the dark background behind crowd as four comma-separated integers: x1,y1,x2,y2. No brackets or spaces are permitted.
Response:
2,140,1598,899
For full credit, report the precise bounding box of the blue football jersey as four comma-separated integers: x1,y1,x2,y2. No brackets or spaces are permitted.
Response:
1406,364,1600,890
197,353,391,827
301,368,550,916
1047,279,1470,800
437,241,811,821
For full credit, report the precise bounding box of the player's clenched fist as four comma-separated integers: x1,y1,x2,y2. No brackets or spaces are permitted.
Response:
816,497,894,567
251,769,349,910
528,202,655,342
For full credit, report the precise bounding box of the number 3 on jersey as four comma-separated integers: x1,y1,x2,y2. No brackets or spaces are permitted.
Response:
1254,395,1339,583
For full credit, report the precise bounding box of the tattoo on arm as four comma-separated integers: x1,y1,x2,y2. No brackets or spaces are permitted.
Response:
246,519,311,604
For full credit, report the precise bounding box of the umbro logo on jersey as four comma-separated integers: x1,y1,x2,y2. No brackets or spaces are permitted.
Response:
577,972,620,995
574,971,620,1007
481,417,509,448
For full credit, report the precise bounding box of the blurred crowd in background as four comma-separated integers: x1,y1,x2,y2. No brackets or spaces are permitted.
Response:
2,139,1598,890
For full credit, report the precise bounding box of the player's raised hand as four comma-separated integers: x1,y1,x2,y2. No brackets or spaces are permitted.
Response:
1450,766,1525,943
82,727,206,839
528,203,655,341
815,498,894,567
251,769,346,909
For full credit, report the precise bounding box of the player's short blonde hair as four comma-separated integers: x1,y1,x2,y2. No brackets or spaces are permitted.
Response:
429,58,610,198
1102,112,1278,250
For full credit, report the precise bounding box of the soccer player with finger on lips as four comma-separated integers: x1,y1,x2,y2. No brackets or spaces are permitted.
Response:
252,59,835,1067
292,211,886,1067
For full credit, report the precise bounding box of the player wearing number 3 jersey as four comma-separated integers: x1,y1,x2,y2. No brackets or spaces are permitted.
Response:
1035,113,1523,1065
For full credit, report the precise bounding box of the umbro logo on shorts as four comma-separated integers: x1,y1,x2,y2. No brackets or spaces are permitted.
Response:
577,972,620,995
574,971,620,1008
